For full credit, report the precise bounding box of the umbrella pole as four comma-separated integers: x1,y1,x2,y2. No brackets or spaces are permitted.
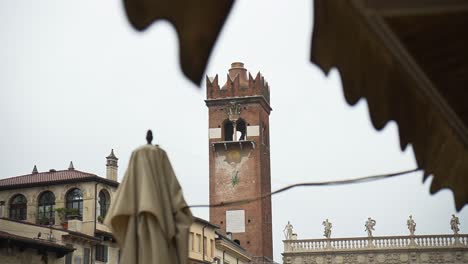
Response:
135,130,153,263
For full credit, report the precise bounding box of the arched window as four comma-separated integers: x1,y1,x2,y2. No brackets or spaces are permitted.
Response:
37,191,55,225
66,188,83,220
9,194,27,220
98,190,110,219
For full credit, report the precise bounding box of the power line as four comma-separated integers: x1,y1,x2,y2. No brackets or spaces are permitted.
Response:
187,168,421,208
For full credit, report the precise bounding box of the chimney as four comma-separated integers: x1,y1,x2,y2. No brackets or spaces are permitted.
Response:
106,149,118,181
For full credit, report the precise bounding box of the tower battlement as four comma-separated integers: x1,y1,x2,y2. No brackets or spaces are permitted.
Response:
206,62,270,103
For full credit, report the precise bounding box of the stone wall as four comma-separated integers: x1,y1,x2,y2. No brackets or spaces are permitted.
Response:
283,250,468,264
0,180,119,263
0,181,116,236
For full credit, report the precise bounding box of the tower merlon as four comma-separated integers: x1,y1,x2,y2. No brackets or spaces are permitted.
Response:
206,74,219,88
206,62,270,104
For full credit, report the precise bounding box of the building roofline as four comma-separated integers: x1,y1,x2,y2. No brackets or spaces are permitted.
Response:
1,169,94,181
215,239,251,262
188,257,212,264
0,169,119,191
215,230,251,258
65,229,101,243
95,229,116,241
193,216,220,229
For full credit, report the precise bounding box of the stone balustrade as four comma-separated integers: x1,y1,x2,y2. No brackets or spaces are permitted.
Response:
284,234,468,253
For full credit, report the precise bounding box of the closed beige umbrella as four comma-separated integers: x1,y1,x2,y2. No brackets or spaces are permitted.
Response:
105,144,193,264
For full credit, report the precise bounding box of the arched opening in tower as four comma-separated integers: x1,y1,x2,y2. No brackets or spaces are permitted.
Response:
236,119,246,141
224,120,234,141
224,119,247,141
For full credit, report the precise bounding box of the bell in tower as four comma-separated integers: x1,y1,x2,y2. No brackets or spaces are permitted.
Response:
205,62,273,263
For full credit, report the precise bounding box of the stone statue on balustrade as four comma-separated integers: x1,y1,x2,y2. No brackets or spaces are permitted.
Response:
284,221,294,240
451,214,460,235
365,217,376,237
407,215,416,236
322,219,332,239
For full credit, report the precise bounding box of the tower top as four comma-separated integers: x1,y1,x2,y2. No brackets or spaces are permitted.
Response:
106,149,118,160
206,62,270,103
106,149,118,181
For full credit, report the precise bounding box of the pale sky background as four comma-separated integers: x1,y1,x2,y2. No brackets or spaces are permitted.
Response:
1,0,466,262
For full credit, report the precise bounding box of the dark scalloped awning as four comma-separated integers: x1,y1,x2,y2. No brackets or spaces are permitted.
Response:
123,0,234,85
122,0,468,210
311,0,468,211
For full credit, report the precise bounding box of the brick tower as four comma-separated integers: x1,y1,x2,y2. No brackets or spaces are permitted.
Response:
206,62,273,262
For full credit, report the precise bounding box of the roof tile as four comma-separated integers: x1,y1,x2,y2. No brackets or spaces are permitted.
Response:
0,170,117,189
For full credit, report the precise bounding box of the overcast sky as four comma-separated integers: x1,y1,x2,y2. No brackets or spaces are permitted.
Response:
1,0,466,262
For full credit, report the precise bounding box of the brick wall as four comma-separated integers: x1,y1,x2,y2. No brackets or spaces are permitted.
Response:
206,62,273,259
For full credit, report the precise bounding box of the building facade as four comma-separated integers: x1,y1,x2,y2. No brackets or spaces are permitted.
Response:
0,151,120,264
206,62,274,263
189,217,251,264
282,220,468,264
189,217,218,264
0,149,252,264
215,230,252,264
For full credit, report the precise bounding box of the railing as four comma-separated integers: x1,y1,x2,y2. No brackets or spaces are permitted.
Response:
283,234,468,253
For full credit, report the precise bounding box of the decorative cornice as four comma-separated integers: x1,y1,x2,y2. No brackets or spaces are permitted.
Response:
205,95,272,114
